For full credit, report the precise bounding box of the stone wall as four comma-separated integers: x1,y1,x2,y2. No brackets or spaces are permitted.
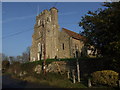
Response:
12,57,115,78
30,7,86,62
71,38,84,58
58,31,71,58
30,7,60,61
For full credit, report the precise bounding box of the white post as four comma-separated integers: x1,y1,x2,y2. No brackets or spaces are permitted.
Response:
88,78,92,87
77,58,80,82
67,70,70,79
72,69,76,83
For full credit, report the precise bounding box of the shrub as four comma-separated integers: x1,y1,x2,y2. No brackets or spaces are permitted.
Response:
2,60,10,68
8,61,21,74
91,70,119,87
2,60,10,73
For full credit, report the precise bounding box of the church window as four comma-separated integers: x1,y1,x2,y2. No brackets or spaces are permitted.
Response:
40,20,42,25
42,20,45,27
47,17,49,22
38,43,41,52
33,58,35,61
42,24,44,27
49,16,51,22
38,20,40,26
63,43,64,50
48,30,50,32
76,45,78,49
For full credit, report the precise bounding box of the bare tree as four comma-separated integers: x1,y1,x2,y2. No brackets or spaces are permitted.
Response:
16,55,22,62
2,53,9,61
22,46,30,63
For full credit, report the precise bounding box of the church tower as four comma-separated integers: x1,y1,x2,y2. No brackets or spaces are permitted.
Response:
46,7,59,59
30,7,60,61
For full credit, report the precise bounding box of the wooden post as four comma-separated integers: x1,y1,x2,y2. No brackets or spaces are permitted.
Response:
77,58,80,82
72,69,76,83
43,25,46,75
118,80,120,88
43,44,46,75
118,73,120,88
88,78,92,87
67,70,70,79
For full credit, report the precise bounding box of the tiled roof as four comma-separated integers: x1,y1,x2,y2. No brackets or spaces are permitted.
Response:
62,28,85,40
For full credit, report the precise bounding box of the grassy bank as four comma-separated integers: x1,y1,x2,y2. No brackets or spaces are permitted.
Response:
3,57,119,88
12,72,87,88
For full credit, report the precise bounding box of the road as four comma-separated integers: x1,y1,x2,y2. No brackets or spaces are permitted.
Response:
2,74,55,88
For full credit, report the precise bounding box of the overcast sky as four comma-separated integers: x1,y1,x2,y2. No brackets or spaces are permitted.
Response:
2,2,106,56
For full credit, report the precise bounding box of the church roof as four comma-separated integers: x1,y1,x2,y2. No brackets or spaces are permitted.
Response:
62,28,85,40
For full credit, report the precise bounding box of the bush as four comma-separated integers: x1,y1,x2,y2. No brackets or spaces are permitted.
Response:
8,61,21,74
91,70,119,87
2,60,10,73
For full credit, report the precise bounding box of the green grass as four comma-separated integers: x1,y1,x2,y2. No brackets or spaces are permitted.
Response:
19,72,115,88
20,72,87,88
23,57,101,65
5,57,116,88
2,55,119,88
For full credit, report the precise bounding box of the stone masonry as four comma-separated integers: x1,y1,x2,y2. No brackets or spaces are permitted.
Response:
30,7,87,61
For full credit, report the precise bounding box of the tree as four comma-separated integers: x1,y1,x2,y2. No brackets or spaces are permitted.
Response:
9,56,16,64
2,53,9,61
16,55,23,62
79,2,120,60
2,60,10,72
21,46,30,63
79,2,120,72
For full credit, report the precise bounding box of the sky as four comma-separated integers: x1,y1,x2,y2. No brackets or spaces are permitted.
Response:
2,2,106,56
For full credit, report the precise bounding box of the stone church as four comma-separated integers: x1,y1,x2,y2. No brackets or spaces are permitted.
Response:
30,7,87,62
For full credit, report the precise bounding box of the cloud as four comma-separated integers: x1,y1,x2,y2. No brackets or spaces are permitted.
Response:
59,11,78,16
1,12,78,23
2,15,35,23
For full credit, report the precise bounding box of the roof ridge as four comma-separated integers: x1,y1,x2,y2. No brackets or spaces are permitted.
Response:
62,28,85,40
62,28,79,34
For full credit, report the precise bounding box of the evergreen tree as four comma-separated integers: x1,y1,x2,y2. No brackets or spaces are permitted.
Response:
79,2,120,60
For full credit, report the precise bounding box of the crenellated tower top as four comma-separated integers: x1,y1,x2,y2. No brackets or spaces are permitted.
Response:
35,7,58,27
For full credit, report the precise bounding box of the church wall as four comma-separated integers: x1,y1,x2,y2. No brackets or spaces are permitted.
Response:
30,7,86,62
58,31,71,58
45,8,59,59
71,38,84,58
30,8,60,61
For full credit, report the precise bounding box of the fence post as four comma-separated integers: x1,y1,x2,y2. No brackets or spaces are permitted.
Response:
118,73,120,88
76,58,80,82
67,70,70,79
88,78,92,87
72,69,76,83
118,80,120,88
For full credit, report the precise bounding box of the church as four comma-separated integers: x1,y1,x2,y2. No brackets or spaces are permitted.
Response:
30,7,87,62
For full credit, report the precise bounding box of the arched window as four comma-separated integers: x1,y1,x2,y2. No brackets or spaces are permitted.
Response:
49,16,51,22
38,43,41,52
62,43,64,50
47,17,49,22
38,20,40,26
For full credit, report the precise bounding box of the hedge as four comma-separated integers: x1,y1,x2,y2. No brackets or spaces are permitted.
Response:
91,70,119,87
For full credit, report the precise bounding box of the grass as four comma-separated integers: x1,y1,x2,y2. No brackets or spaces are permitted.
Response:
4,71,117,89
16,72,116,88
19,72,87,88
22,57,101,66
3,57,118,88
